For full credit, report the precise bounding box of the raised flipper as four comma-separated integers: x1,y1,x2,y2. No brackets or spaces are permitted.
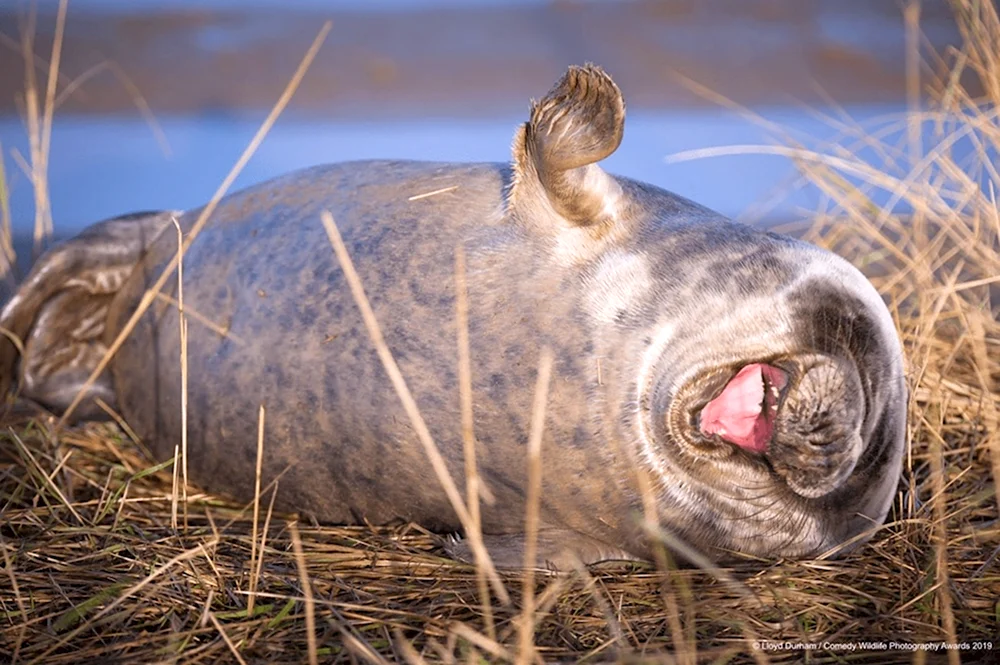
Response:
0,211,176,421
446,528,640,571
511,64,626,227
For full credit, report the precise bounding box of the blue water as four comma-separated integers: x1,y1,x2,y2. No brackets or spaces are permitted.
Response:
1,105,916,235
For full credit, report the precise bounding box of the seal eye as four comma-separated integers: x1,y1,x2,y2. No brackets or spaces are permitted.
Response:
699,364,788,453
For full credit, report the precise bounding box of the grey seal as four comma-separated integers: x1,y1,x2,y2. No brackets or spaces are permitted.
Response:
0,65,906,567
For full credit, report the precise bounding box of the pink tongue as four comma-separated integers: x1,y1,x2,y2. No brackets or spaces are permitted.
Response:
699,364,783,453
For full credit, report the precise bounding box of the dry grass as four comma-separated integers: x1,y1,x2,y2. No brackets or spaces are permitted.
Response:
2,1,1000,663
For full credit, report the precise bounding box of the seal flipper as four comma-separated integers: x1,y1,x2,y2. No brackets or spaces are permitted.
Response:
446,529,640,570
0,211,176,421
512,64,626,226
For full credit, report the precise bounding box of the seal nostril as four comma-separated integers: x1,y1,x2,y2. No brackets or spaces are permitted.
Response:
767,355,868,498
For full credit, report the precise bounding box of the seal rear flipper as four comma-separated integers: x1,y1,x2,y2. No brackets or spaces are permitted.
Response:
446,529,640,570
0,211,177,421
511,64,626,227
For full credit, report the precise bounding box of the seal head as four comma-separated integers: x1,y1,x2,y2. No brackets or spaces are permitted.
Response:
501,64,906,561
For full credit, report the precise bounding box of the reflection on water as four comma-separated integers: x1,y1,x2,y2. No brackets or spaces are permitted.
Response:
2,105,918,238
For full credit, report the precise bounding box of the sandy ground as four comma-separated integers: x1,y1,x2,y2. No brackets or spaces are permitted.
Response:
0,0,973,119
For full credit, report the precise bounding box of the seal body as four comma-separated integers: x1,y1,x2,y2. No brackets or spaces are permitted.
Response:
0,66,907,567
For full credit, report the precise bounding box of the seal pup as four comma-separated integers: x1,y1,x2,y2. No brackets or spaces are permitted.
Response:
0,65,906,568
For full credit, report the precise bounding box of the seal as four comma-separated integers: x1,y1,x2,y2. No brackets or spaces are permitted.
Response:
0,65,906,568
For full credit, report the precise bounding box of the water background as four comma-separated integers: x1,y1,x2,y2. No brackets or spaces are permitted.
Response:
0,0,971,254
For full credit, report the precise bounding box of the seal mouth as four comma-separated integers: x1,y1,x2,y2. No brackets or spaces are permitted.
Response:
695,363,790,454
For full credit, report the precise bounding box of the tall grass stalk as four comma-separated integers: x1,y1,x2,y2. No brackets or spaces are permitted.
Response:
0,141,16,288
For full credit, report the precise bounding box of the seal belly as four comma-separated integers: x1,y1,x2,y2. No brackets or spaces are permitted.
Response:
108,160,623,538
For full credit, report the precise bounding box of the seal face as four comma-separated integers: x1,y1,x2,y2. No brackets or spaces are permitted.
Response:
0,65,907,568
